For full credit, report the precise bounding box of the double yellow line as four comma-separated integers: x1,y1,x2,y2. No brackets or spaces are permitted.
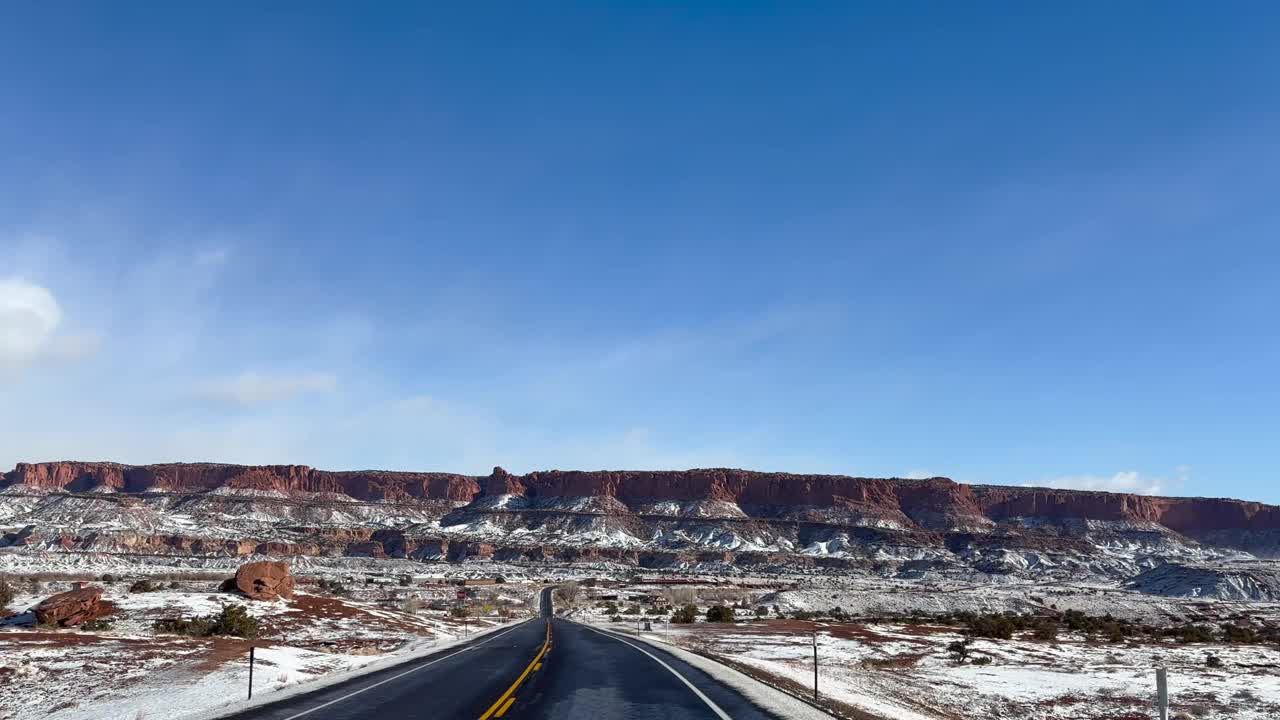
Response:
479,619,552,719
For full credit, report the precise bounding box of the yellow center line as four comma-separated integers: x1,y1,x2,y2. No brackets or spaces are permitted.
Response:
478,620,552,720
494,697,517,718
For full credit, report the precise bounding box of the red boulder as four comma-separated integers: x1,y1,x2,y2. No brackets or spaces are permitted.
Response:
233,561,295,601
34,587,105,627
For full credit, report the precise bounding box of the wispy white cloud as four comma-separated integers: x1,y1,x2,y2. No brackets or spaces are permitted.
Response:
193,371,338,407
1027,468,1189,496
0,277,101,374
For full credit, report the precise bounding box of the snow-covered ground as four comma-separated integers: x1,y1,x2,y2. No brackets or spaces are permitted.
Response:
5,556,1280,720
616,618,1280,720
763,577,1280,624
0,579,533,720
563,577,1280,720
731,622,1272,718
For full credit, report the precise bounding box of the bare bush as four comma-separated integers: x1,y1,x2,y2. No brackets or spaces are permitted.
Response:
554,581,581,607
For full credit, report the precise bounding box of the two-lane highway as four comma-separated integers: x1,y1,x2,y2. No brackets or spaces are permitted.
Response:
224,587,783,719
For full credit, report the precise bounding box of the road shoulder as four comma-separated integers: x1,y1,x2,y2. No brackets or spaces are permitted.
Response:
579,621,836,720
187,618,530,720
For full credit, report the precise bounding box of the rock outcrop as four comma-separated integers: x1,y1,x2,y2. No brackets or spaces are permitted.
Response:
5,462,1277,538
233,561,295,601
3,462,479,502
4,461,1280,575
34,587,105,626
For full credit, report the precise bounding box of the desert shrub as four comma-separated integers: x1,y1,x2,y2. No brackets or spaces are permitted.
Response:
80,618,114,632
129,579,161,593
671,604,698,624
1206,653,1223,668
705,605,735,623
602,601,619,614
645,607,667,615
317,579,348,597
154,605,257,638
398,576,412,587
609,615,623,622
622,604,641,615
947,639,971,662
966,614,1016,640
1220,624,1258,644
0,579,14,608
168,581,180,590
1104,623,1129,643
755,606,769,617
154,616,213,635
494,576,506,584
1178,625,1215,644
211,605,258,637
1031,619,1058,641
100,573,116,583
972,656,992,666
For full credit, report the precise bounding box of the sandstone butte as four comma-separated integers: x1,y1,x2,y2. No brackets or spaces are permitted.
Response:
3,460,1280,536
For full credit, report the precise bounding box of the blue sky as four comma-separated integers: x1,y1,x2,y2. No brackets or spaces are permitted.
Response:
1,3,1277,502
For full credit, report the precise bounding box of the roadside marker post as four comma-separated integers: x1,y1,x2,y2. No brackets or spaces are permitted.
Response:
812,629,819,701
248,646,255,701
1156,667,1168,720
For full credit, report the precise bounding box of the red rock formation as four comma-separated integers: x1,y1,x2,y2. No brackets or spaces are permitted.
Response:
3,462,480,502
233,561,295,600
7,462,128,492
34,587,105,626
485,466,526,495
4,461,1279,537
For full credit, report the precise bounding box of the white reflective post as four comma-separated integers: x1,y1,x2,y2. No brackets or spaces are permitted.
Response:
1156,667,1168,720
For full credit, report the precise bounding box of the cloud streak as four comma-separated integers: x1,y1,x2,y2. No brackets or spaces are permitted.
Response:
193,371,339,407
1028,468,1189,496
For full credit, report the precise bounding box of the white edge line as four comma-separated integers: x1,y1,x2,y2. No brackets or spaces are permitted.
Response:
582,623,732,720
278,620,530,720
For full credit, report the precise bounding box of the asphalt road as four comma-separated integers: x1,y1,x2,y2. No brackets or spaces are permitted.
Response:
222,587,783,719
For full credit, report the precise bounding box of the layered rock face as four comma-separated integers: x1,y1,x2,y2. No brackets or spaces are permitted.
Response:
5,462,479,501
3,461,1279,582
6,462,1276,535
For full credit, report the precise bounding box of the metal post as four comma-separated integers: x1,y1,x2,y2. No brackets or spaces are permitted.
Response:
1156,667,1168,720
248,646,255,700
812,629,819,701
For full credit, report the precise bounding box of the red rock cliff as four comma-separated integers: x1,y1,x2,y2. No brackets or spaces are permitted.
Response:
4,462,480,502
4,461,1277,535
